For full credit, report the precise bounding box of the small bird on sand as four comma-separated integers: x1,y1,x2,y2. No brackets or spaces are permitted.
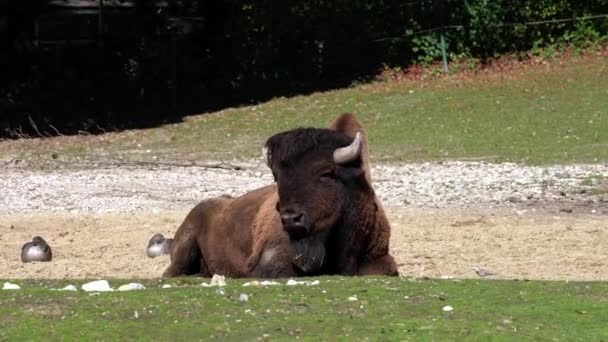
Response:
146,234,173,258
21,236,53,263
472,266,495,277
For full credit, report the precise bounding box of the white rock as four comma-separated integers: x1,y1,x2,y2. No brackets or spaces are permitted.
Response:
201,274,228,287
161,284,172,289
286,279,320,286
260,280,280,286
239,293,249,302
2,282,20,290
81,280,114,292
243,280,280,287
210,274,226,287
442,305,454,312
118,283,146,291
60,284,78,291
347,296,358,301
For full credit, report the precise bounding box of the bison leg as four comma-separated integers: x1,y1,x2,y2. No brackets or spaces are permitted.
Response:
248,243,297,278
163,198,230,277
162,232,202,277
357,255,399,276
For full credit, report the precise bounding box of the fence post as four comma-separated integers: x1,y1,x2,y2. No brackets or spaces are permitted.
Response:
440,30,448,74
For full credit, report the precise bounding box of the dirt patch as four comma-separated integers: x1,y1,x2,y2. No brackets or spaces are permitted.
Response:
0,211,181,279
387,207,608,281
1,207,606,281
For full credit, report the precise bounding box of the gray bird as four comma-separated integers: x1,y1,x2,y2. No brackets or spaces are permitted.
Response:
146,234,173,258
472,266,495,277
21,236,53,263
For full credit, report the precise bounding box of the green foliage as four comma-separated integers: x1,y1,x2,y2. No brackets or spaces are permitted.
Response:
564,20,603,49
403,0,608,65
411,34,441,66
463,0,508,57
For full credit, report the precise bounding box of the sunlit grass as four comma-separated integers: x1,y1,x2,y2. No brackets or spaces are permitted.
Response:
1,55,606,165
1,277,607,340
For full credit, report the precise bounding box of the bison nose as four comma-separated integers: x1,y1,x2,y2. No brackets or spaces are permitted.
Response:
280,207,310,239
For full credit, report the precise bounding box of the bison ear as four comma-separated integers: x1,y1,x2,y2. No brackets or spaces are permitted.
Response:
328,113,372,184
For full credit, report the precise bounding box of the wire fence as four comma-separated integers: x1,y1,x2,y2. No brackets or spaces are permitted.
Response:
372,13,608,73
375,13,608,41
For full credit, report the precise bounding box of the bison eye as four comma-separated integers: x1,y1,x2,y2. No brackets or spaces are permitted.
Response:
319,170,334,180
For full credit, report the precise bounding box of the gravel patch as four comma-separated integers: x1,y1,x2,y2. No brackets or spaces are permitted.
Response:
1,161,606,214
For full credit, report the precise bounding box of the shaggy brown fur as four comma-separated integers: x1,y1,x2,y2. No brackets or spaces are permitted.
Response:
163,113,397,278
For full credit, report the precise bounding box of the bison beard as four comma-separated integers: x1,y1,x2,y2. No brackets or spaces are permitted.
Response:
292,236,326,274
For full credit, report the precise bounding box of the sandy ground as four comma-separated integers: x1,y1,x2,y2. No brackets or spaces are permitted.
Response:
1,207,606,281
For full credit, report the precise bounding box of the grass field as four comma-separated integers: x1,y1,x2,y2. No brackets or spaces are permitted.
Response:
1,277,607,340
1,53,607,165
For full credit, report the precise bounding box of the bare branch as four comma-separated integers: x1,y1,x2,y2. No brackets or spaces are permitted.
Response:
48,124,64,136
28,116,45,138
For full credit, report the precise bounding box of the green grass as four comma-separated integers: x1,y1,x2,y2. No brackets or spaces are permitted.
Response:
1,55,607,165
1,277,608,340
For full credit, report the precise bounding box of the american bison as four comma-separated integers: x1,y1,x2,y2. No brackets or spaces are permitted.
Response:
163,113,397,278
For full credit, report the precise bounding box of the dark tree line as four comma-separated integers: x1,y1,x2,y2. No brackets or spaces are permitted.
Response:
1,0,607,137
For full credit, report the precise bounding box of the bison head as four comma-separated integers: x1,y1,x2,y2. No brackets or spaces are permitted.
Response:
263,124,370,242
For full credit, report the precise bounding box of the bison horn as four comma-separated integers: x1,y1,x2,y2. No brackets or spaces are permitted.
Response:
333,132,362,165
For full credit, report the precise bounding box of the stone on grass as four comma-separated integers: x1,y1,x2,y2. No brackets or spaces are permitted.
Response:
202,274,227,287
118,283,146,291
243,280,280,287
60,284,78,291
260,280,280,286
210,274,226,286
81,280,114,292
286,279,320,286
2,282,20,290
